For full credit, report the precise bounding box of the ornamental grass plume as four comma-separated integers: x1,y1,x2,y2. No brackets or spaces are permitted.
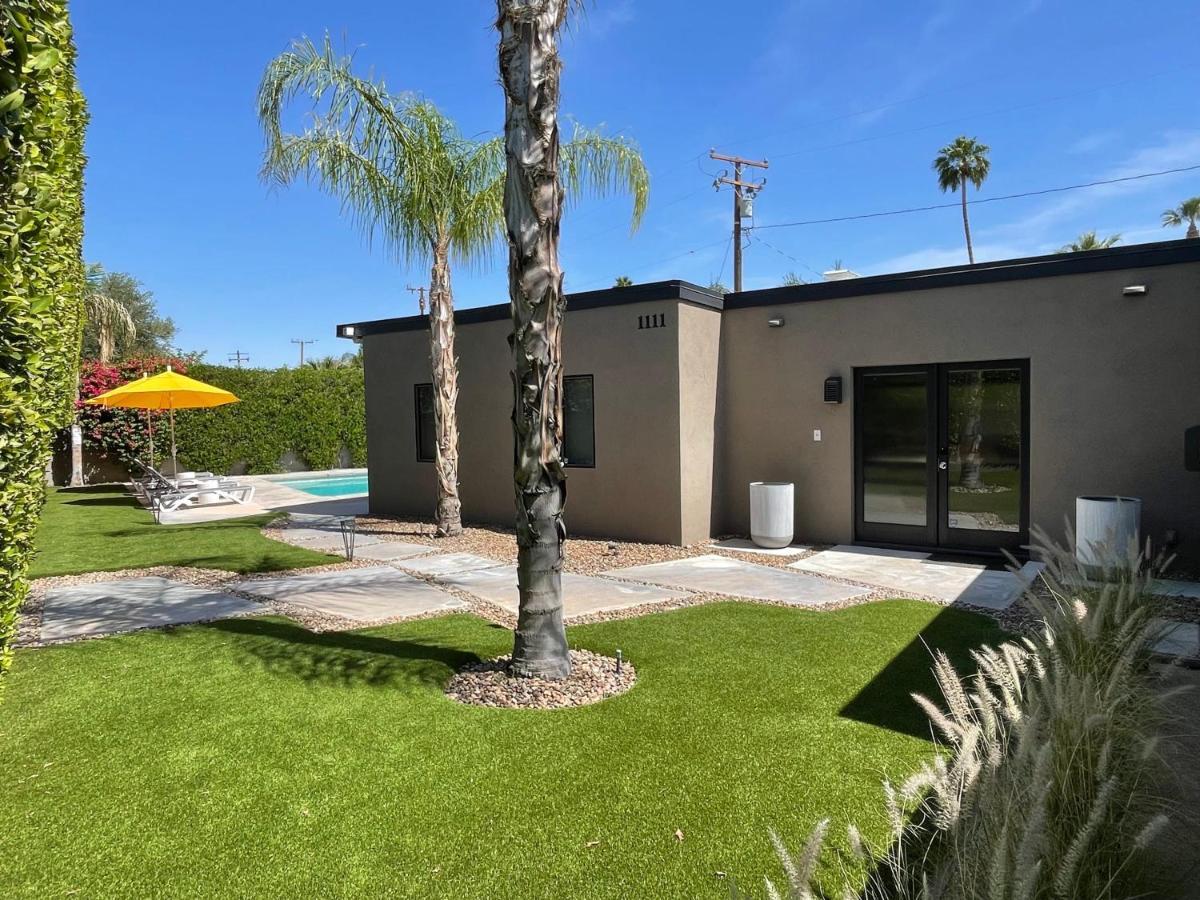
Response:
746,529,1177,899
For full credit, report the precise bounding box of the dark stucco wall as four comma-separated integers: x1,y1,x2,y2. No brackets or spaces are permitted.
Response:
714,257,1200,561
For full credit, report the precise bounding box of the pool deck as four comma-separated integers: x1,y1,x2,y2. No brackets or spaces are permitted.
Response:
155,469,369,525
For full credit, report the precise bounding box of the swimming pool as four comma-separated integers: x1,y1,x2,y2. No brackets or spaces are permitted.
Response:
276,473,369,497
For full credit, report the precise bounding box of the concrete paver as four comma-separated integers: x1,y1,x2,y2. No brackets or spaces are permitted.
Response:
231,566,465,622
40,577,260,641
602,554,871,607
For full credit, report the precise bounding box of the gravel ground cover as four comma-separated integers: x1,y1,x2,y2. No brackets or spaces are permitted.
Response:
446,649,636,709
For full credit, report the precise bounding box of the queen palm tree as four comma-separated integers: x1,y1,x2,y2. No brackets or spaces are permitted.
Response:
933,136,991,264
1058,230,1121,253
1161,196,1200,239
259,36,647,538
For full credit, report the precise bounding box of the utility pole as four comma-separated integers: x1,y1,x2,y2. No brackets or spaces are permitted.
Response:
406,284,428,316
290,338,318,366
227,349,250,368
710,150,768,292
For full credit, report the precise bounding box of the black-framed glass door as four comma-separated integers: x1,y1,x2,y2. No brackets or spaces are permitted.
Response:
854,360,1029,554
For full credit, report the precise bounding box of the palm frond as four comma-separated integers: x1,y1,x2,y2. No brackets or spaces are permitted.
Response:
560,124,650,232
932,135,991,193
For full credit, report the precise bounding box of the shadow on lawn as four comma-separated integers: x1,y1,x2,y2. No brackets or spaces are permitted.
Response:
198,617,480,691
839,605,1007,740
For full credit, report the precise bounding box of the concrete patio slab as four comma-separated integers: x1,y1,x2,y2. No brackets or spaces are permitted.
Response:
273,528,383,551
1151,579,1200,600
788,546,1044,610
1151,618,1200,662
399,553,507,577
710,538,812,557
40,577,260,641
601,554,871,606
348,541,432,562
434,565,689,618
231,566,465,622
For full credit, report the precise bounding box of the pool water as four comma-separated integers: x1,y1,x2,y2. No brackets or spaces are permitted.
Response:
280,474,369,497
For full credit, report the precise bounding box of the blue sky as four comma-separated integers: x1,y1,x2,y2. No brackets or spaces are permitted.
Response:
76,0,1199,368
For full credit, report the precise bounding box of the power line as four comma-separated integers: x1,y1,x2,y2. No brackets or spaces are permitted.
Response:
747,233,823,279
749,164,1200,231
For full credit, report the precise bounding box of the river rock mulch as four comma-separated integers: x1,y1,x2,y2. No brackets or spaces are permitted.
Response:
445,649,636,709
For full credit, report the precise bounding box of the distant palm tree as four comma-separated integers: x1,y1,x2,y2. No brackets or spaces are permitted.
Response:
613,275,633,287
260,36,647,536
1161,196,1200,239
933,136,991,264
1058,231,1121,253
84,264,135,364
781,271,805,286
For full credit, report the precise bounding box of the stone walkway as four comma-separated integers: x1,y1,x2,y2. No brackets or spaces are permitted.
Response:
39,577,260,641
27,510,1199,660
788,545,1044,610
601,554,872,606
230,566,467,622
433,565,689,619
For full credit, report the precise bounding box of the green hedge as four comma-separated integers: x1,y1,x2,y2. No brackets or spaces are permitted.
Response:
174,364,367,475
0,1,87,682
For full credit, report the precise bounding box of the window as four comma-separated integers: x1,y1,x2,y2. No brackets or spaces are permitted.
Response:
414,383,436,462
563,375,595,467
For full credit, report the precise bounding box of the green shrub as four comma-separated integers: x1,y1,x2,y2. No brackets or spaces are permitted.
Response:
0,0,87,686
173,364,366,474
754,531,1173,899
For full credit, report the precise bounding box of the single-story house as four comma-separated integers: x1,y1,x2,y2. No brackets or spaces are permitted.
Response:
338,238,1200,562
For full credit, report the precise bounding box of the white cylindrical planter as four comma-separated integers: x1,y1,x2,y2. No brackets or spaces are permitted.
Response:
1076,496,1141,570
750,482,794,549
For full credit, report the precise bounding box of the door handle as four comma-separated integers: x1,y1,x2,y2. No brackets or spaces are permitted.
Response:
938,460,948,470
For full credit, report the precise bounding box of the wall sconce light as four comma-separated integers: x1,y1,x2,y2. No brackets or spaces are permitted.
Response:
824,376,843,404
1122,285,1147,296
338,325,357,338
767,317,785,328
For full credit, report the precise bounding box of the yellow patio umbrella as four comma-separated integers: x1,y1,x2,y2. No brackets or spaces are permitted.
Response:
86,366,239,472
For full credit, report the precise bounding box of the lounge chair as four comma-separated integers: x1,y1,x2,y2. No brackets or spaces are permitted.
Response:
150,481,256,514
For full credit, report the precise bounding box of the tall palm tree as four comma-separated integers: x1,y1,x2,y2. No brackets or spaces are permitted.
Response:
933,136,991,264
497,0,595,679
259,37,647,538
1058,230,1121,253
84,264,136,365
1161,196,1200,239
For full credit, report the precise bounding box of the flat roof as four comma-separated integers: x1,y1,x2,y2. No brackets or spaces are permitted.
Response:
337,280,722,338
337,238,1200,338
726,237,1200,309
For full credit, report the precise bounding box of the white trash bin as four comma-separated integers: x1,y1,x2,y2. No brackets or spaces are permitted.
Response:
750,481,794,549
1076,495,1142,571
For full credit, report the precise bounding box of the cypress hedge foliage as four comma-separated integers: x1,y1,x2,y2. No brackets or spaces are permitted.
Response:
173,364,367,475
0,2,87,682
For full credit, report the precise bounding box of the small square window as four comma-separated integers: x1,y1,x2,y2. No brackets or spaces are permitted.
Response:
563,375,595,468
414,383,436,462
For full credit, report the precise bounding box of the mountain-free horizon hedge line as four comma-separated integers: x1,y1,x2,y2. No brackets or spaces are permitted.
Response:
75,361,368,477
173,364,367,475
0,0,87,684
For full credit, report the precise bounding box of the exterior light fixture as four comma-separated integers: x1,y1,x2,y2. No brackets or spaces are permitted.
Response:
767,317,785,328
824,376,843,404
339,325,357,337
1122,285,1147,296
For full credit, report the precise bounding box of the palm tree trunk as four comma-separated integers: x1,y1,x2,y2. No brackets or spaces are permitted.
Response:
1187,217,1198,240
497,0,571,680
428,241,463,537
961,180,974,264
98,325,113,365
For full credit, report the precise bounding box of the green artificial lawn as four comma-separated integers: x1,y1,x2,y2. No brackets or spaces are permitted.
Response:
30,487,338,577
1,601,1006,898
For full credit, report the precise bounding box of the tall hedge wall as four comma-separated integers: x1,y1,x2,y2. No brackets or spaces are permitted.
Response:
173,364,367,475
0,2,87,682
